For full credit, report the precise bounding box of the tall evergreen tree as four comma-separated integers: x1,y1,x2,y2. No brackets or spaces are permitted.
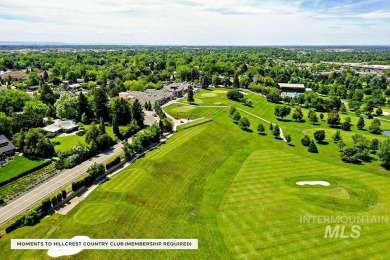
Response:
357,116,365,130
233,73,240,88
132,99,145,128
187,86,194,103
99,117,106,134
112,114,120,138
77,92,93,122
93,88,110,121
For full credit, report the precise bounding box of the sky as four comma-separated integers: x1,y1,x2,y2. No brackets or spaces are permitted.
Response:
0,0,390,45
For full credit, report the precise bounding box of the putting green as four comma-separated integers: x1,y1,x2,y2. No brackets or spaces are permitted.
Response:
201,93,218,98
73,203,116,225
213,90,228,94
172,106,195,113
102,168,150,193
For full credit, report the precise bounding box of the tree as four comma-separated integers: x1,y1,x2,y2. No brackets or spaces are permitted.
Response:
97,134,115,151
112,114,120,138
201,75,211,89
375,107,383,116
22,128,55,159
341,117,352,131
0,112,11,137
340,103,347,113
320,113,324,120
370,138,380,152
227,89,243,101
337,140,346,151
314,130,325,143
132,99,145,128
85,122,100,144
187,85,195,103
378,140,390,167
369,119,382,134
269,123,274,131
257,123,265,134
239,117,250,130
93,88,110,121
111,97,132,126
357,116,365,130
232,111,241,122
23,100,49,118
292,107,303,122
54,93,78,119
99,117,106,134
40,84,57,105
308,110,318,125
327,111,340,127
301,135,311,146
272,124,280,138
341,147,363,163
266,88,280,103
308,140,319,153
332,130,342,143
87,162,105,177
77,92,93,122
229,106,237,117
233,73,240,88
274,105,291,120
285,134,292,143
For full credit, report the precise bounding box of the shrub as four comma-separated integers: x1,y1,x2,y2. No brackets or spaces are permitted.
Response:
308,140,319,153
76,130,85,136
227,89,243,101
106,156,121,170
301,135,311,146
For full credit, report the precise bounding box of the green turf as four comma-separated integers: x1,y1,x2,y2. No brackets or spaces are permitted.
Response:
102,168,150,193
52,124,120,152
0,156,45,184
73,203,116,225
2,88,390,259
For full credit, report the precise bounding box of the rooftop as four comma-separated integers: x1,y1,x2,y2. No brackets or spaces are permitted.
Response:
0,135,16,154
278,83,305,89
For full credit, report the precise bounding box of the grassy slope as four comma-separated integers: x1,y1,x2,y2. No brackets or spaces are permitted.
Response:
0,156,45,184
1,89,390,259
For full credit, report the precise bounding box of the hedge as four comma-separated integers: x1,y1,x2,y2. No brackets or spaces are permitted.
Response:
105,156,121,170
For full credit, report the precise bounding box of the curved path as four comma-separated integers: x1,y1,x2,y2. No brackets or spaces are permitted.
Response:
163,99,286,141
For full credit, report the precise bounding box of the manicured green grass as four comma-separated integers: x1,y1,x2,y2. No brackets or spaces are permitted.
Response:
73,203,116,225
2,88,390,259
52,135,85,152
0,156,46,184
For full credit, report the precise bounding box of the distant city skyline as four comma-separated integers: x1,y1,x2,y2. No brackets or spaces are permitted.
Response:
1,0,390,45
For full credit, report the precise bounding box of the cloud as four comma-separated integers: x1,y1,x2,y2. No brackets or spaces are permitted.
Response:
0,0,389,45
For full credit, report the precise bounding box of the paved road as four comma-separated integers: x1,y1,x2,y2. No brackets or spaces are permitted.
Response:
0,143,124,226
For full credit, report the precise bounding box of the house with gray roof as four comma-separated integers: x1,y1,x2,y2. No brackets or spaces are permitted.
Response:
0,135,16,155
42,119,79,136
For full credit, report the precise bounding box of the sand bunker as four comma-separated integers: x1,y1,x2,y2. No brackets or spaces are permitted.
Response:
296,181,330,186
47,236,90,258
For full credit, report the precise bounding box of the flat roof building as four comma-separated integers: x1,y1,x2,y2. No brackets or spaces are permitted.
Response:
278,83,306,98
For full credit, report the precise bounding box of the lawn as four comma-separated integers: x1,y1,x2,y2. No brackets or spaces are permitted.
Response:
52,124,121,152
0,156,46,184
2,88,390,259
